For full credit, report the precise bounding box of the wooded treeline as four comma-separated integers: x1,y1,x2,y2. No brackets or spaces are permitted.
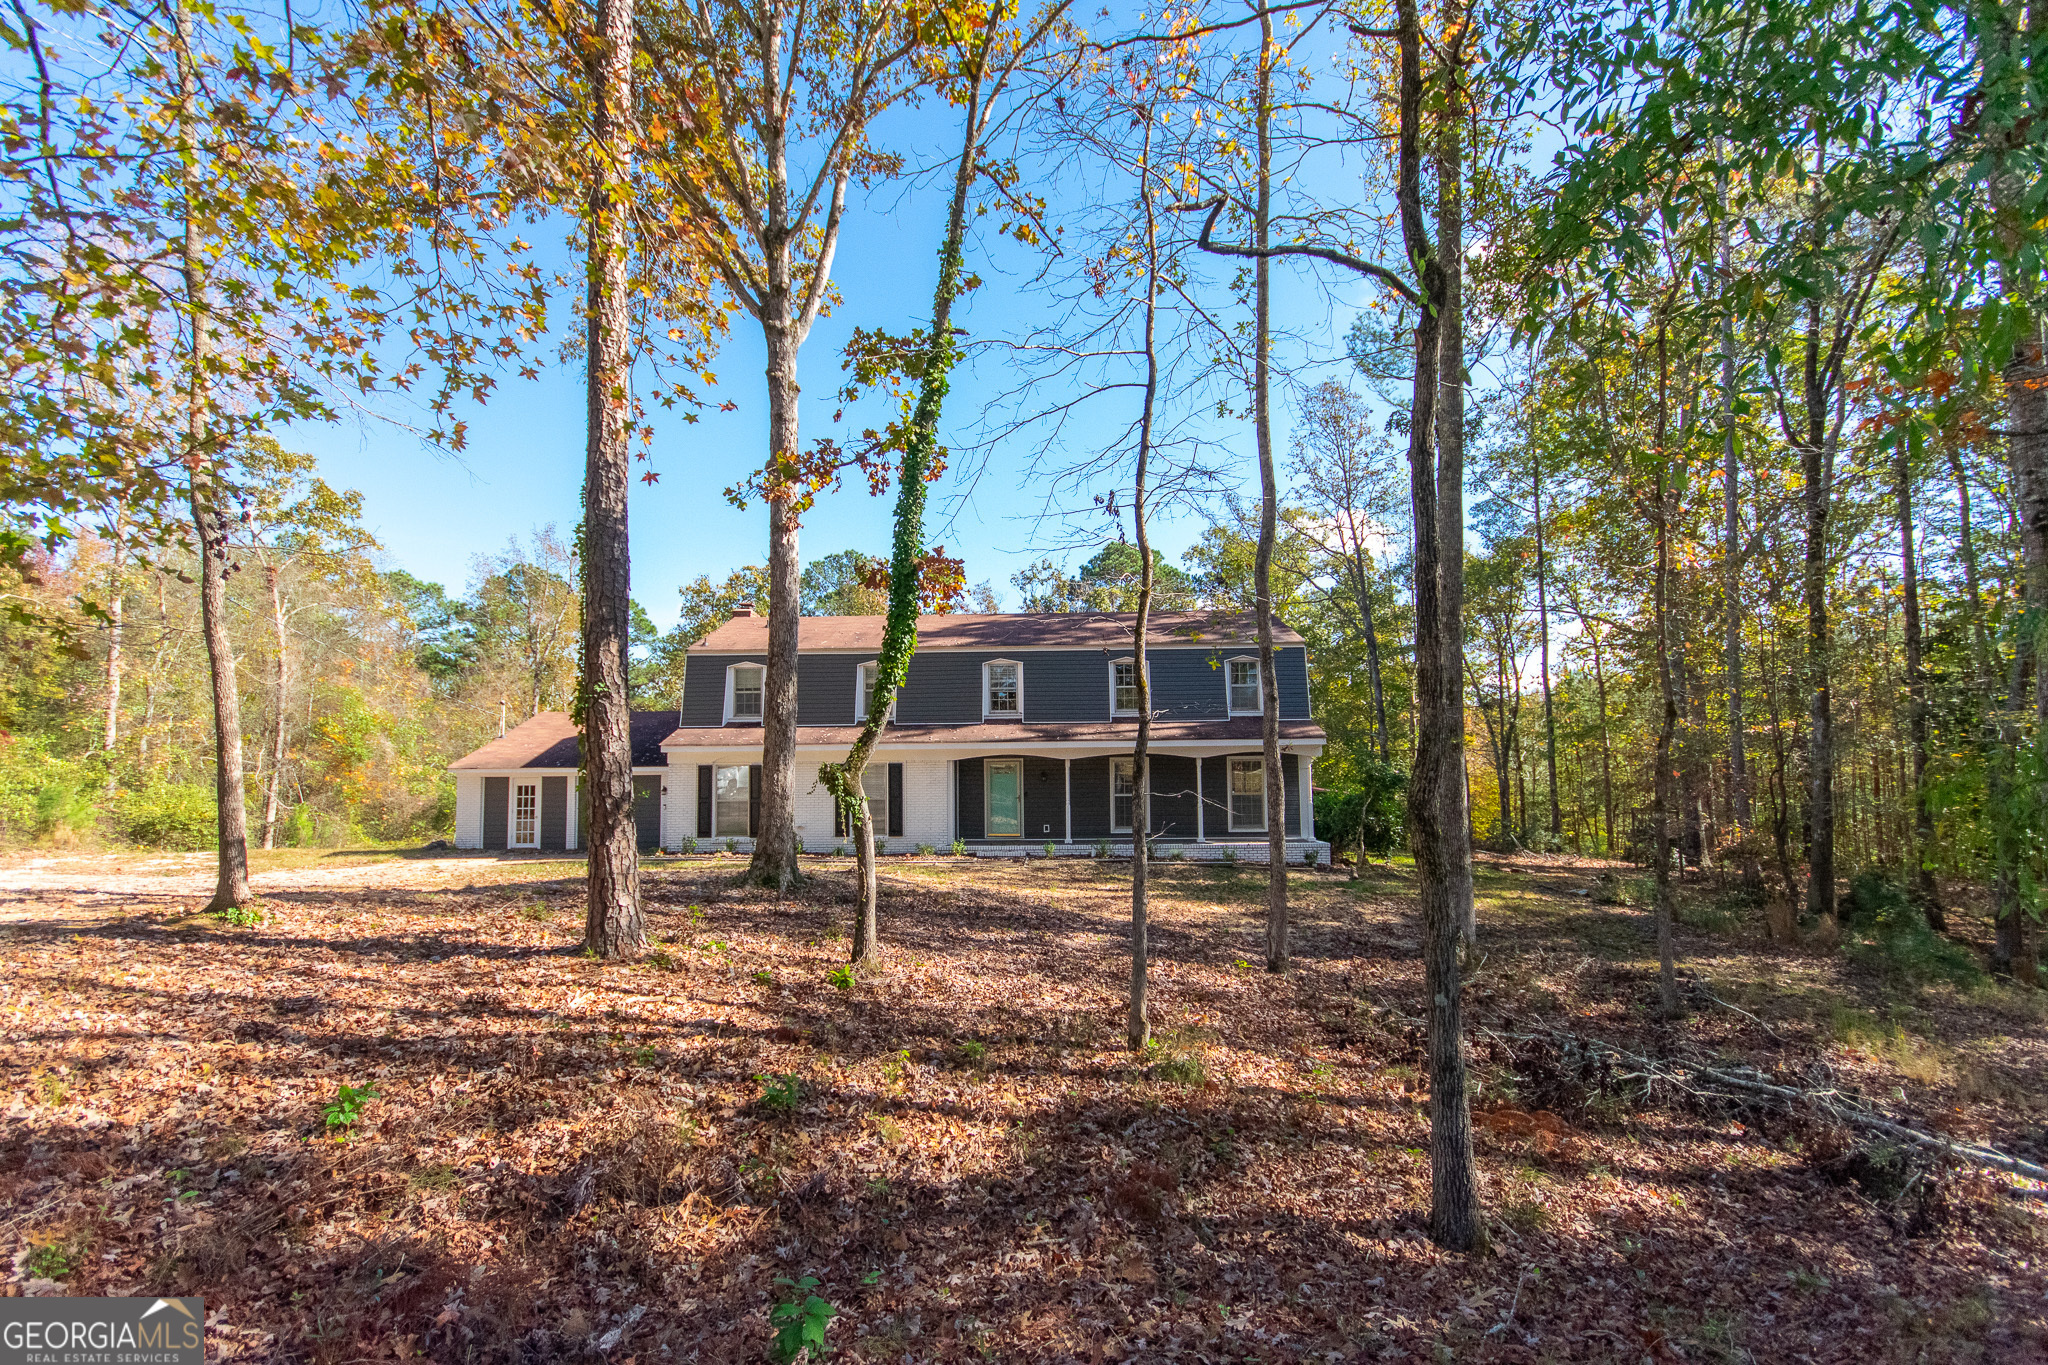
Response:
3,0,2043,1252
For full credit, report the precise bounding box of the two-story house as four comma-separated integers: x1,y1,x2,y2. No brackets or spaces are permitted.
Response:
448,607,1330,861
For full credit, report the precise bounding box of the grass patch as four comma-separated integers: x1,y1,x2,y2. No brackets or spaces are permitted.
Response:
1826,1005,1951,1086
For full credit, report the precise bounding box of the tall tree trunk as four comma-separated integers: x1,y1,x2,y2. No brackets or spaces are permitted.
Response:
262,564,288,850
1895,449,1942,929
1397,0,1483,1253
1721,191,1751,850
580,0,646,959
1435,36,1476,948
1652,317,1681,1015
1128,107,1161,1050
1351,554,1390,760
1533,462,1560,841
1254,7,1289,972
824,18,1001,961
177,0,253,912
102,516,125,796
1799,301,1838,926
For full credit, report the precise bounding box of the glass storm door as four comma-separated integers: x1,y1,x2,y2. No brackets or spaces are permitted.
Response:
512,782,539,847
985,760,1023,838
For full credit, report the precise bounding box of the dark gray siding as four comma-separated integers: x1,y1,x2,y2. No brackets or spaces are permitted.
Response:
680,653,765,726
1283,753,1301,835
540,776,568,850
1150,650,1228,720
799,653,857,726
897,651,986,724
1148,754,1199,839
1028,651,1111,722
1276,646,1311,719
1069,757,1112,838
483,777,508,850
955,757,983,838
1024,757,1066,839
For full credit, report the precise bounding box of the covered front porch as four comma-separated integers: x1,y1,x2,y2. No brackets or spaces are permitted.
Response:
950,748,1320,852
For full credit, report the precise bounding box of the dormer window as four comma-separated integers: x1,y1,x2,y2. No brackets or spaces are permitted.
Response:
855,660,896,723
1227,657,1262,715
726,662,766,722
1110,658,1143,715
983,659,1022,718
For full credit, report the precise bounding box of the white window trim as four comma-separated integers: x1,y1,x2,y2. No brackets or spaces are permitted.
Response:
854,659,897,723
1226,655,1263,716
724,660,767,724
1109,657,1146,716
1111,756,1136,833
984,757,1023,837
511,779,540,848
1227,756,1267,832
712,764,751,838
982,658,1024,720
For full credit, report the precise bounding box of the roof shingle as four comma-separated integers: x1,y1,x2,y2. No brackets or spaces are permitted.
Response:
692,610,1301,653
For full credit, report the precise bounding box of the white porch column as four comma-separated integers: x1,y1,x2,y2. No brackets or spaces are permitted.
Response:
1302,755,1315,844
568,775,580,851
1063,758,1073,843
1195,755,1205,842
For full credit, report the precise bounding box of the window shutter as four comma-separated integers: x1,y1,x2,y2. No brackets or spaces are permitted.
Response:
834,789,845,839
887,763,904,837
748,764,762,836
696,766,713,838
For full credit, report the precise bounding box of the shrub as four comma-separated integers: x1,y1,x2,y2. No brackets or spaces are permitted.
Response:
755,1073,803,1116
1042,840,1056,858
724,838,738,855
1313,757,1407,862
826,964,855,991
114,783,218,850
1094,838,1111,858
915,842,936,855
680,836,698,854
950,838,966,856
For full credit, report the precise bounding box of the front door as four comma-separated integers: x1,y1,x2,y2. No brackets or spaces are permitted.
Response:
512,781,539,848
633,775,661,853
986,760,1022,838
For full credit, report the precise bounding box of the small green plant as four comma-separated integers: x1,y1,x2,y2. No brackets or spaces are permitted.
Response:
757,1073,804,1115
705,938,733,955
958,1039,987,1065
36,1070,67,1106
1168,846,1185,861
1042,840,1057,858
1500,1199,1550,1234
880,1050,911,1086
647,947,679,971
680,836,698,855
950,838,966,856
632,1044,660,1066
24,1237,78,1281
832,844,846,857
213,903,262,928
794,836,805,855
754,968,775,986
915,842,936,856
322,1081,380,1136
518,901,552,922
1094,838,1111,858
1221,847,1239,868
724,838,739,855
768,1276,837,1362
827,964,856,991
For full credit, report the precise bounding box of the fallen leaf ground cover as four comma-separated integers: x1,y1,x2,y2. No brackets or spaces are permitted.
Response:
2,850,2044,1362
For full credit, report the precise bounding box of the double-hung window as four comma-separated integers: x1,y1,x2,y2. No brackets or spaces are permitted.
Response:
713,765,751,836
860,766,889,838
1111,659,1142,715
1111,758,1137,832
1228,757,1266,831
1227,658,1261,714
855,661,895,723
984,660,1021,717
728,663,765,721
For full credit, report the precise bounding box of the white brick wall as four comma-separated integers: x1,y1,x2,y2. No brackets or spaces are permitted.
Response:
454,774,482,849
664,754,957,854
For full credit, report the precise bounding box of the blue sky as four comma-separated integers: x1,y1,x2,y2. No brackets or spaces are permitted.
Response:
288,31,1403,631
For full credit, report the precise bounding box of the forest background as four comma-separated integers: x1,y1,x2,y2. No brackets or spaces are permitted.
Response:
0,0,2040,981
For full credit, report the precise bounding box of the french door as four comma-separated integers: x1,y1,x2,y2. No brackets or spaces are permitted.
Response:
512,781,539,848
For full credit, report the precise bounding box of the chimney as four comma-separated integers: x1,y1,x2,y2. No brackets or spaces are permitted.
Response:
732,601,756,617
